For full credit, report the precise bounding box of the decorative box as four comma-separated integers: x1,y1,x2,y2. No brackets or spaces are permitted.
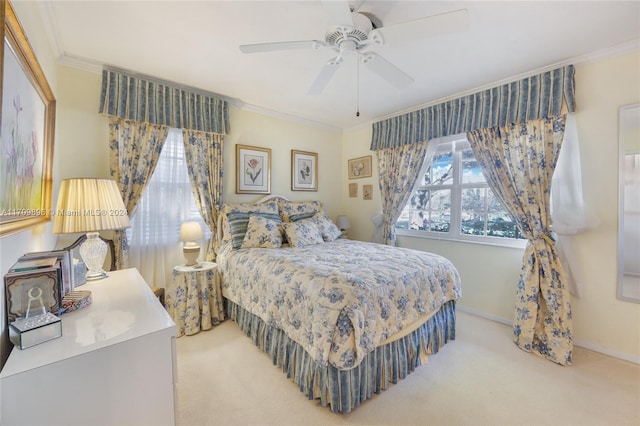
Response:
9,313,62,349
61,290,92,314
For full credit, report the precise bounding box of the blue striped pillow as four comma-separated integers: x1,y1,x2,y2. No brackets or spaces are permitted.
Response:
227,212,281,249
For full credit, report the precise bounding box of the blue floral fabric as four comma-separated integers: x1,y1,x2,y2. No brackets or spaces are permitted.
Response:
218,238,461,369
109,118,169,269
467,116,573,365
182,129,224,260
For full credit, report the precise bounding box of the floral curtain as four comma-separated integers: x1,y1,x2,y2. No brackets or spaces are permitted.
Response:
182,129,224,260
109,118,170,269
376,141,429,246
466,116,572,365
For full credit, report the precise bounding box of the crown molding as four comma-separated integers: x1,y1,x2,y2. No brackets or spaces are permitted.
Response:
357,39,640,131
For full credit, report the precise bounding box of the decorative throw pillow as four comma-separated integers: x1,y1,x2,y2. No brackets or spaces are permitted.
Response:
241,215,282,249
279,200,323,222
282,220,324,247
223,201,280,249
311,211,342,242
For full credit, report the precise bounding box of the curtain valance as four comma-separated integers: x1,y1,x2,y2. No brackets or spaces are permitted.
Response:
99,69,230,135
370,65,575,150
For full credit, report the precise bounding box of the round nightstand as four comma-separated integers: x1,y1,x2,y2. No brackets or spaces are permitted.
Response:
165,261,224,336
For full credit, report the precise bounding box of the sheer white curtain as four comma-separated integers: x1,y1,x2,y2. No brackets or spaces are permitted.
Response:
127,128,209,288
551,114,600,297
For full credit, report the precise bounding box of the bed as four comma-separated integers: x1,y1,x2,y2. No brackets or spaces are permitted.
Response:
215,197,462,413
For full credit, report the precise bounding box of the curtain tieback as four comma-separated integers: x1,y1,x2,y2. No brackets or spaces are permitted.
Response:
532,232,555,245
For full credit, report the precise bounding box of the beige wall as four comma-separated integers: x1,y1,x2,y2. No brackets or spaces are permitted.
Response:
223,109,343,217
341,51,640,362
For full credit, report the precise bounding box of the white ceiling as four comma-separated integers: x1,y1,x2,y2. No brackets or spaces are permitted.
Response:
37,1,640,130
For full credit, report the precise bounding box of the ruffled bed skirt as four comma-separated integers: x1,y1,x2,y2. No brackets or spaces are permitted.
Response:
224,298,457,413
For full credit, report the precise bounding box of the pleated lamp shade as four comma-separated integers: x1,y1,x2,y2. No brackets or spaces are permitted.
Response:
53,178,130,234
52,178,129,281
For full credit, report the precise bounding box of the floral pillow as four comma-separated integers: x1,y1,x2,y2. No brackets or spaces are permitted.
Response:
241,215,282,249
311,211,342,242
223,201,280,249
279,200,323,222
282,220,324,247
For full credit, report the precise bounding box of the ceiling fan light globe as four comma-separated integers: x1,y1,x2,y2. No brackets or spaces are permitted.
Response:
351,12,373,34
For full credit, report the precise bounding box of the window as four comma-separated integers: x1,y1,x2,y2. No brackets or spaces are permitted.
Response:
396,135,525,247
127,128,210,245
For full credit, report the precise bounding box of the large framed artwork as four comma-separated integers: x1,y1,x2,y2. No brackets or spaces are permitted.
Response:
0,1,56,237
236,144,271,194
291,150,318,191
348,155,372,179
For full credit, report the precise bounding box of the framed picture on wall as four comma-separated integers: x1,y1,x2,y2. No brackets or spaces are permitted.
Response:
0,2,56,237
291,150,318,191
236,144,271,194
348,183,357,197
363,184,373,200
348,155,372,179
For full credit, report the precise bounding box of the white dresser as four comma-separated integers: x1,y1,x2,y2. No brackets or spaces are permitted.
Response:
0,268,177,425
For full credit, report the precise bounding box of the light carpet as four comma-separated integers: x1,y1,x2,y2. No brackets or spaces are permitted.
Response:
175,311,640,426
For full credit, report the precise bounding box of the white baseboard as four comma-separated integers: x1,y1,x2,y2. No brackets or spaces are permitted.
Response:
457,305,640,365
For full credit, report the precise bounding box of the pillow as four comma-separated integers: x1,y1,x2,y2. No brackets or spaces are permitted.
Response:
311,211,342,242
241,215,282,249
223,201,280,249
282,220,324,247
279,200,323,222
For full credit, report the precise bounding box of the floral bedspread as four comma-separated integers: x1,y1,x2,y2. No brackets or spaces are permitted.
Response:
218,239,461,370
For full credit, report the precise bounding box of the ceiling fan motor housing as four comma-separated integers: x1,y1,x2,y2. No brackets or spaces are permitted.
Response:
325,12,377,51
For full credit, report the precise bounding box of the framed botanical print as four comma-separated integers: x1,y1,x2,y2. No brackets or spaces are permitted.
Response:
363,184,373,200
291,150,318,191
0,1,56,237
348,155,372,179
236,144,271,194
348,183,357,197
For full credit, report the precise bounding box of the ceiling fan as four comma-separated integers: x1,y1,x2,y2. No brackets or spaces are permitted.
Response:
239,1,469,98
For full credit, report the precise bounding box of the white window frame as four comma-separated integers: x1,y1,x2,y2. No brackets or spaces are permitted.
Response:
396,133,527,249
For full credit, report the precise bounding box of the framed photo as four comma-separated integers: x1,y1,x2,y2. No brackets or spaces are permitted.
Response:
363,184,373,200
236,144,271,194
5,266,62,322
291,150,318,191
348,155,372,179
20,249,74,295
0,2,56,237
349,183,358,198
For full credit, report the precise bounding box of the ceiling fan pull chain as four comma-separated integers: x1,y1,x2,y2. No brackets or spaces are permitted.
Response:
356,55,360,117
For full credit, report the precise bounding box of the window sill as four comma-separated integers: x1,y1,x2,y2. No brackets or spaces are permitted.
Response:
396,229,527,250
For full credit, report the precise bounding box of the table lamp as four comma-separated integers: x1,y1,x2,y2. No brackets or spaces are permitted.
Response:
52,178,130,281
336,215,351,238
180,222,204,266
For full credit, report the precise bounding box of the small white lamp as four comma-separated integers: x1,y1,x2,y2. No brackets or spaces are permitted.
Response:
336,215,351,239
53,178,130,281
180,222,204,267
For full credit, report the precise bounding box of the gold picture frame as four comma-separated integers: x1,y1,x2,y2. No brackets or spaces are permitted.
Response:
348,183,357,198
348,155,372,179
0,1,56,237
291,150,318,191
236,144,271,194
363,184,373,200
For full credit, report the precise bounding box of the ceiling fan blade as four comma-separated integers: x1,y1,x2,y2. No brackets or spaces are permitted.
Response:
308,57,343,95
321,0,354,30
239,40,326,54
371,9,469,46
361,52,413,89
